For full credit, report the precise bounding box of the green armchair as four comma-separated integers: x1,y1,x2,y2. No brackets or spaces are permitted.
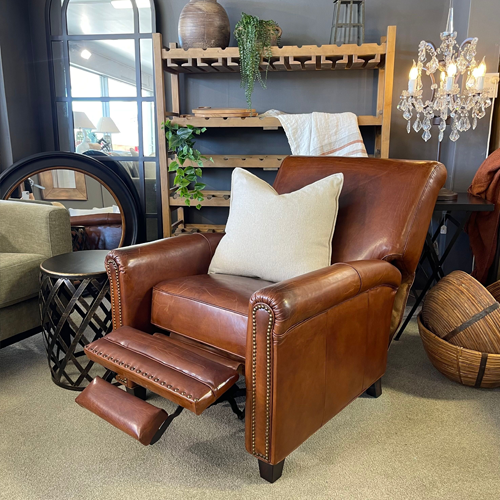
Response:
0,200,72,347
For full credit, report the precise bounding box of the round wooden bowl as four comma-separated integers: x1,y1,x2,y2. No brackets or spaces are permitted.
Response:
418,315,500,388
421,271,500,354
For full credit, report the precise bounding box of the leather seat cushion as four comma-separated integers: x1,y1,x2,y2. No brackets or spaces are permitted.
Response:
151,274,274,358
0,253,46,308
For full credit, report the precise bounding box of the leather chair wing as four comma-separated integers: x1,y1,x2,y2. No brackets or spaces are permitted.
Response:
273,156,447,337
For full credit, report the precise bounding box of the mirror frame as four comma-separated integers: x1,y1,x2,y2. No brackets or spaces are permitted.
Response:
0,152,145,247
39,170,88,200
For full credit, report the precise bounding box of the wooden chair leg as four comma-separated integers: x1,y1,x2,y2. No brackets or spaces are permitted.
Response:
258,459,285,483
365,378,382,398
126,385,147,400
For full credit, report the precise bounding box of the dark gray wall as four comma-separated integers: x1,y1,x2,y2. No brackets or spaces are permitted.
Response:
0,0,43,169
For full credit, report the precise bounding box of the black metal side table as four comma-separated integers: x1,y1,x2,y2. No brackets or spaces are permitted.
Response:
395,193,495,340
39,250,112,390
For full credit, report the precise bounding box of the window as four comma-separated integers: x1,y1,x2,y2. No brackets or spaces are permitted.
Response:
47,0,160,240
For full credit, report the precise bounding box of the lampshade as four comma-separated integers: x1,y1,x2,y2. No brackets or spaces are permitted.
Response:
73,111,96,130
94,117,120,133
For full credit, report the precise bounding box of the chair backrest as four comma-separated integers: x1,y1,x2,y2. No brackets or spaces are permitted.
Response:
273,156,447,337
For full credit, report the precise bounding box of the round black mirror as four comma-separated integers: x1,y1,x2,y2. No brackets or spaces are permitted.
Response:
0,152,145,247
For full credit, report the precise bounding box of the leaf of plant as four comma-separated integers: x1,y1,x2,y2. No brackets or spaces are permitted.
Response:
174,174,181,185
180,178,191,187
195,168,203,177
196,204,202,210
186,175,196,182
177,128,193,139
185,198,191,207
168,160,179,171
184,166,195,175
194,183,206,190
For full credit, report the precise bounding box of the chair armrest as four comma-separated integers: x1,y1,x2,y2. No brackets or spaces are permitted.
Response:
105,233,223,332
250,260,401,335
245,260,401,465
0,200,72,257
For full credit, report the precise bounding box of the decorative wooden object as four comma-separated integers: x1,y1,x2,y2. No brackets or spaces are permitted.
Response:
418,316,500,388
421,271,500,354
153,26,396,237
192,107,258,117
39,169,88,201
330,0,365,45
178,0,230,50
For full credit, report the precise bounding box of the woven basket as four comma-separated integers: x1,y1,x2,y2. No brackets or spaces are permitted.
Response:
418,315,500,388
421,271,500,354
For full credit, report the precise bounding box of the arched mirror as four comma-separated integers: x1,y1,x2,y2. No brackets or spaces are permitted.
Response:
46,0,160,242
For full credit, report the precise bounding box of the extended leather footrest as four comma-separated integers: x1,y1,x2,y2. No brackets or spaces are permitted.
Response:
84,326,240,415
76,377,169,445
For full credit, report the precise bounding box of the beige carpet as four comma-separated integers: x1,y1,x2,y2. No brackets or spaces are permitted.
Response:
1,321,499,500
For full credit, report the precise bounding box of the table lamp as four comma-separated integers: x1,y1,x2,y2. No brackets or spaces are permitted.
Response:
73,111,96,153
94,117,120,152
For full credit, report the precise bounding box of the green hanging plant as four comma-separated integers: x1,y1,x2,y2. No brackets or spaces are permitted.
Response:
234,13,281,109
162,120,213,210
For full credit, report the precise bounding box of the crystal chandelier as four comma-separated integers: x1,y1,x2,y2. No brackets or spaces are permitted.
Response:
398,0,491,143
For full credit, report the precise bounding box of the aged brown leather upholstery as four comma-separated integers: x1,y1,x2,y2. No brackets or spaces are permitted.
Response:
70,213,122,250
80,157,446,482
76,376,169,445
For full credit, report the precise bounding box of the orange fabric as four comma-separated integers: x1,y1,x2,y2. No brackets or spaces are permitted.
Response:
466,148,500,283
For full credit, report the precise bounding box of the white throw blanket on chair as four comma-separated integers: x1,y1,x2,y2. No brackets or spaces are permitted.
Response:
262,110,367,157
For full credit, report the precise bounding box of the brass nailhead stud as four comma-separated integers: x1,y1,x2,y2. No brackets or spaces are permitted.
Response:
98,352,102,355
160,382,166,386
154,378,159,382
125,364,129,368
167,385,172,389
120,362,124,366
181,391,186,395
148,375,153,379
136,370,141,374
187,395,192,399
174,388,179,392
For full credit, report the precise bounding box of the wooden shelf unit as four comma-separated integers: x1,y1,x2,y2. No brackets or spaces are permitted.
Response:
175,154,286,170
168,114,382,129
162,42,387,74
153,26,396,237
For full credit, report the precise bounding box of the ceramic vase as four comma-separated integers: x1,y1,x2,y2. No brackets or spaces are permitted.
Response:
178,0,230,49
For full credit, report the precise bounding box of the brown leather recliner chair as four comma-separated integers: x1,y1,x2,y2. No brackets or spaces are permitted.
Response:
76,156,446,483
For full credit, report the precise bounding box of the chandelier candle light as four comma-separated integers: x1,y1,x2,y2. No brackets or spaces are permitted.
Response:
398,0,491,144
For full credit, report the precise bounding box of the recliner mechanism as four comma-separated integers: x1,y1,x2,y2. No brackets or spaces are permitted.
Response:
208,384,246,420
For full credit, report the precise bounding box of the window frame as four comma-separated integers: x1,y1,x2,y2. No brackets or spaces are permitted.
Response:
45,0,162,238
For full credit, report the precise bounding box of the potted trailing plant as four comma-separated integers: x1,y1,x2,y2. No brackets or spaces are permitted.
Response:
234,13,281,109
162,120,213,209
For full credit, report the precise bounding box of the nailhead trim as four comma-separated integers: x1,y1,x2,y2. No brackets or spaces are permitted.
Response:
251,304,274,461
106,259,122,329
87,348,197,402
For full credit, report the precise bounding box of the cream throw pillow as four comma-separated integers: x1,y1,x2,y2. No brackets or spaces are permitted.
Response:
208,168,344,283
